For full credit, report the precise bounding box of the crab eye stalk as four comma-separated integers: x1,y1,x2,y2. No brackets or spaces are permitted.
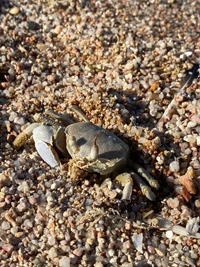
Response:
89,134,99,161
67,134,79,154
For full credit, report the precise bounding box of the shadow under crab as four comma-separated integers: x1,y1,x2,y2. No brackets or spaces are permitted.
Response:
13,105,159,201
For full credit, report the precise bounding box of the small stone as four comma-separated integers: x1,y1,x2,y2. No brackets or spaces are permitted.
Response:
48,235,56,246
169,161,180,173
166,197,180,208
73,248,83,257
125,61,134,71
195,199,200,208
0,174,10,186
2,244,14,253
187,121,197,128
59,256,70,267
125,221,132,230
28,21,40,31
14,232,24,238
183,134,197,144
1,221,11,230
36,43,49,51
108,249,115,256
23,219,33,229
14,117,25,126
147,245,155,254
48,247,58,259
166,230,173,239
123,240,131,250
9,111,17,122
155,247,164,256
9,6,20,15
131,233,143,253
94,263,104,267
54,25,62,35
196,136,200,146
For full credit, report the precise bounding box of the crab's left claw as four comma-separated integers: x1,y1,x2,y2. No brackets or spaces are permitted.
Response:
33,125,60,168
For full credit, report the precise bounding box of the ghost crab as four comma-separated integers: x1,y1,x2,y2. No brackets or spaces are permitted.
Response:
13,105,159,201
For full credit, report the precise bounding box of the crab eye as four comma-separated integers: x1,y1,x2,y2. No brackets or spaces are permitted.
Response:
88,134,99,161
66,134,79,154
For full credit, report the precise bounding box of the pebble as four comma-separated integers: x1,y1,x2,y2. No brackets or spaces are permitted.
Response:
166,230,173,239
1,221,11,230
194,199,200,208
28,21,40,31
36,43,49,51
94,263,104,267
169,161,180,173
2,244,14,253
9,6,20,15
48,247,58,259
54,25,62,35
166,197,180,209
196,136,200,146
59,256,70,267
183,134,197,144
9,111,18,122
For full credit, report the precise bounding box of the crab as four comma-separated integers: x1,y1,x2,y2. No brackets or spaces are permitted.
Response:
13,105,159,201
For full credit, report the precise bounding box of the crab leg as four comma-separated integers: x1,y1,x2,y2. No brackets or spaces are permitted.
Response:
71,105,90,122
34,110,74,126
130,170,156,201
116,173,133,200
13,123,40,149
130,162,160,190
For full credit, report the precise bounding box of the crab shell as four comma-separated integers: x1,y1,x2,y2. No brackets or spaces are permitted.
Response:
65,122,129,175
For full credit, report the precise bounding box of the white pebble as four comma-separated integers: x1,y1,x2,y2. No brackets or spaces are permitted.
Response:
48,247,58,259
1,221,11,230
196,136,200,146
59,256,70,267
166,230,173,239
187,121,197,128
14,116,26,125
125,61,134,71
9,111,17,122
94,263,104,267
183,134,197,144
169,161,180,173
131,233,143,253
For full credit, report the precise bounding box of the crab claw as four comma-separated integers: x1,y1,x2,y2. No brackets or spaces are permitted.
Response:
33,125,60,168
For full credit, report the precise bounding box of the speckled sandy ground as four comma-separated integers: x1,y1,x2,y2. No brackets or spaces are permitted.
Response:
0,1,200,267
